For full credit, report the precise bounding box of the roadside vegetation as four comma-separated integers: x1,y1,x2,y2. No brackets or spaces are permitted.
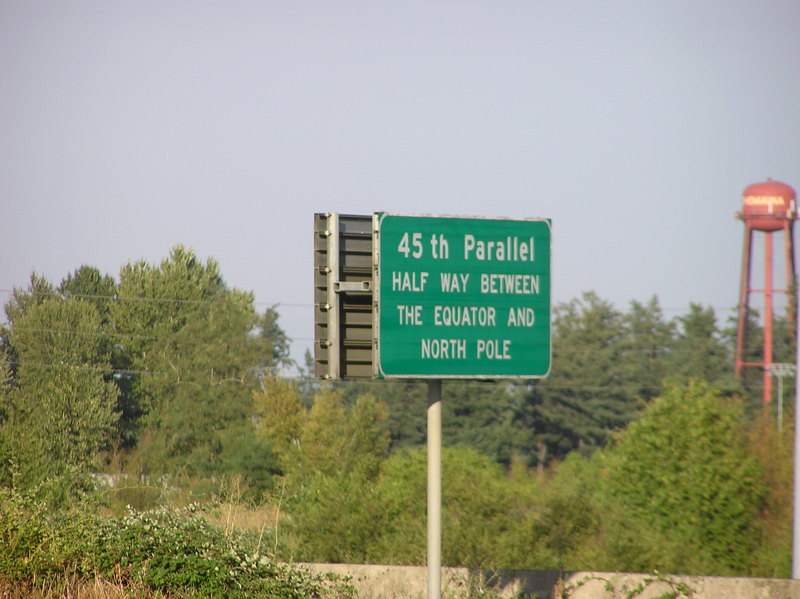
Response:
0,246,794,596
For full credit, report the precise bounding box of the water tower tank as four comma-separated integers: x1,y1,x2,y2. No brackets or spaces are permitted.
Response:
739,180,797,231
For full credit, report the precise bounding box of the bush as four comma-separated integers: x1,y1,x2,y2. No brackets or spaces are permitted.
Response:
0,487,355,599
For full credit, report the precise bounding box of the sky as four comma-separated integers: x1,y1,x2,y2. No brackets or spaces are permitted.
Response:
2,0,800,368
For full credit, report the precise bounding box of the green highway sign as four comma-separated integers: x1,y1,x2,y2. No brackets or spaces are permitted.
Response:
375,213,551,378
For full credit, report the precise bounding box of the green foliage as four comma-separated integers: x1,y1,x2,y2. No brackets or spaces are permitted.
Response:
669,303,737,391
0,347,12,416
523,292,636,464
600,380,765,574
339,379,429,452
253,376,305,468
442,381,526,467
257,306,292,370
2,272,56,324
0,486,355,598
0,297,118,496
746,412,793,577
521,454,604,570
285,445,543,569
110,246,283,486
0,248,292,505
58,266,117,324
282,468,387,564
620,296,675,402
0,255,792,582
261,384,390,480
0,487,55,580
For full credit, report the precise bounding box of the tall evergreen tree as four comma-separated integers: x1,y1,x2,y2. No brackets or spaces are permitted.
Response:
669,303,738,392
621,296,675,402
256,307,292,372
724,305,765,407
520,292,636,465
442,380,524,467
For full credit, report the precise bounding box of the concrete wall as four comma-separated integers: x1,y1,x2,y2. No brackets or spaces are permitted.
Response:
301,563,800,599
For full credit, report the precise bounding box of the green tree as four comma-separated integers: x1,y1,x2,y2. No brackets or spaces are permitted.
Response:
746,411,793,577
669,303,735,390
3,272,56,325
621,296,675,402
724,306,765,408
0,297,118,493
442,380,526,467
278,386,390,563
0,346,12,425
109,246,285,488
57,266,144,449
520,292,636,466
600,380,765,574
292,388,389,478
256,307,292,372
370,447,532,568
339,379,429,452
58,266,117,324
252,376,305,469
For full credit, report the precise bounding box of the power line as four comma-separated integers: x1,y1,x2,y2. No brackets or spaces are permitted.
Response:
0,287,752,313
3,353,674,394
3,326,156,340
0,288,311,309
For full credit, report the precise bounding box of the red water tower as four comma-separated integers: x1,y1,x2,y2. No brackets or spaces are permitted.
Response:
735,179,797,405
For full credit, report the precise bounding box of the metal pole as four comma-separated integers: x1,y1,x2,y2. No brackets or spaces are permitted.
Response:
779,372,784,431
427,380,442,599
765,231,775,405
793,298,800,577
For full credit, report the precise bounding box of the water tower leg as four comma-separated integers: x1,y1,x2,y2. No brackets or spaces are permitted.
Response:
786,220,797,335
736,225,753,378
765,231,774,405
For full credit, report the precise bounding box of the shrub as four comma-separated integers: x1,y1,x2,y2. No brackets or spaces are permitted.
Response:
0,487,355,599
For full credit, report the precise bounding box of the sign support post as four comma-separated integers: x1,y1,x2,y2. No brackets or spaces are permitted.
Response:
427,379,442,599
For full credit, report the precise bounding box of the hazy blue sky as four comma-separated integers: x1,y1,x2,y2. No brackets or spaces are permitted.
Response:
3,1,799,366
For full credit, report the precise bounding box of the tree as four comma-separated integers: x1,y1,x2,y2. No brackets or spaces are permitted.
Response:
0,297,118,493
57,266,144,448
745,410,793,577
370,447,532,568
109,246,286,487
339,379,429,452
0,346,12,425
600,380,765,574
3,272,56,326
291,388,389,478
724,305,765,408
252,376,305,469
520,292,636,466
58,266,117,324
442,380,525,467
256,307,292,372
621,296,675,402
669,303,736,391
277,386,391,563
